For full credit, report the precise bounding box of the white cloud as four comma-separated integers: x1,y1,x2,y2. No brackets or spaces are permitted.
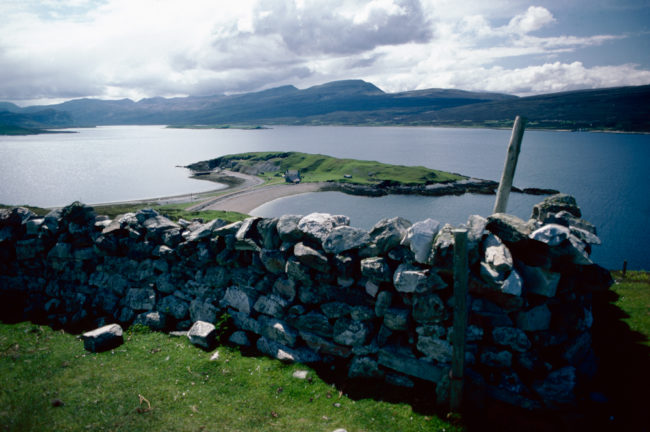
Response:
0,0,648,104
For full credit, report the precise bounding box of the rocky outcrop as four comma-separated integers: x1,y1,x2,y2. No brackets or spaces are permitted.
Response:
0,195,611,411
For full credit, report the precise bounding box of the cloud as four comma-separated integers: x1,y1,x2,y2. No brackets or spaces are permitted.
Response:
0,0,648,104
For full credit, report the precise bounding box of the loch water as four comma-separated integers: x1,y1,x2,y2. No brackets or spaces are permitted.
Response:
1,125,648,269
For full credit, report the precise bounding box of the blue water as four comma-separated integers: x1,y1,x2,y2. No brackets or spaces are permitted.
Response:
1,125,648,269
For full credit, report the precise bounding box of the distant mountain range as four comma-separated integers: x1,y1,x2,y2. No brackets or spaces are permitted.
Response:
2,79,649,133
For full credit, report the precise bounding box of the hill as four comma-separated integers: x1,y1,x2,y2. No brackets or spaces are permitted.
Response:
2,80,649,132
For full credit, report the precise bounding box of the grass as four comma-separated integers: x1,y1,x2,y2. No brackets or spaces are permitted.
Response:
609,271,650,345
192,152,467,186
0,323,460,432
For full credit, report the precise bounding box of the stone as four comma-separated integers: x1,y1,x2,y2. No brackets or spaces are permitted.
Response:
256,337,320,363
159,295,189,320
229,311,260,334
374,291,393,318
517,264,561,297
563,332,592,365
516,304,551,331
360,257,391,282
480,349,512,368
258,316,298,347
364,280,379,297
285,258,312,285
533,366,577,405
257,218,280,249
82,324,123,352
222,286,255,315
492,327,531,352
486,213,532,244
187,321,216,350
501,269,523,296
531,194,581,221
401,218,440,264
350,306,374,321
429,224,455,268
348,356,384,379
272,277,296,302
529,224,571,247
276,214,303,242
298,213,349,243
393,263,430,293
229,331,251,347
417,336,452,363
484,243,513,274
186,218,229,242
368,217,411,255
292,370,309,379
321,302,351,319
293,242,330,272
300,332,352,358
385,373,415,388
378,347,443,383
323,226,370,254
412,293,447,324
189,299,218,324
383,308,409,331
133,311,167,331
253,294,288,318
333,318,370,346
125,288,156,311
259,249,286,274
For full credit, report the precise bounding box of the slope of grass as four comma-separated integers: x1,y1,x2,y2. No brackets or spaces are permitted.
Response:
201,151,466,186
0,323,460,432
609,271,650,345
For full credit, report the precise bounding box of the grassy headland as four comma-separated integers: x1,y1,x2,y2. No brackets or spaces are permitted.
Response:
166,124,269,130
188,151,467,186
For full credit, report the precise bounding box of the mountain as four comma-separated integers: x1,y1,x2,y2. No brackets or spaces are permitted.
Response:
2,80,649,132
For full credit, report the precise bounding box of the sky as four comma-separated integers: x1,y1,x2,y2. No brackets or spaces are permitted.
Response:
1,0,649,106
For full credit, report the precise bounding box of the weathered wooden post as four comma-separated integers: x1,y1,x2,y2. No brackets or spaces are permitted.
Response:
493,116,527,214
450,228,469,411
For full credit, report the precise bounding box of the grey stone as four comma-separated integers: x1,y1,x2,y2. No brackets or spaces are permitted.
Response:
229,310,260,334
256,337,320,363
333,318,370,346
518,264,560,297
416,324,447,339
298,212,349,243
125,288,156,311
348,356,385,379
82,324,124,352
368,217,411,255
529,223,571,246
259,249,286,274
417,336,452,363
486,213,532,243
563,332,592,365
492,327,531,352
253,294,289,318
222,286,255,315
186,218,229,242
501,269,523,296
300,332,352,358
187,320,216,350
258,316,298,347
321,302,351,319
401,218,440,264
374,291,393,318
378,347,443,383
480,349,512,368
257,218,280,249
323,225,370,254
533,366,577,405
516,304,551,331
393,263,429,293
285,257,312,284
133,311,167,331
212,220,243,236
350,306,374,321
229,331,251,347
276,214,303,242
294,242,329,273
383,308,409,331
412,293,447,324
385,373,415,388
25,218,44,236
360,257,391,282
429,224,455,268
158,295,189,320
364,279,379,297
272,277,296,302
531,194,581,221
189,299,218,323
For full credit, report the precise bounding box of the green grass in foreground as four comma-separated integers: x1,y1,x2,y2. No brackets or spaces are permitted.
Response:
208,152,467,186
0,324,460,432
610,271,650,345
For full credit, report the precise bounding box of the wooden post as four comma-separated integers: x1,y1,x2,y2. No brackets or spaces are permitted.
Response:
493,116,527,214
622,260,628,277
450,229,469,412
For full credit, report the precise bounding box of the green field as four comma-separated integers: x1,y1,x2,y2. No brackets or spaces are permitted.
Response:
197,151,466,186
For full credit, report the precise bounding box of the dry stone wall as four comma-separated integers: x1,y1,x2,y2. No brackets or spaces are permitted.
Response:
0,194,612,410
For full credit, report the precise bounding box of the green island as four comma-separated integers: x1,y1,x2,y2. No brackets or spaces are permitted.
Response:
188,151,467,186
166,124,269,130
